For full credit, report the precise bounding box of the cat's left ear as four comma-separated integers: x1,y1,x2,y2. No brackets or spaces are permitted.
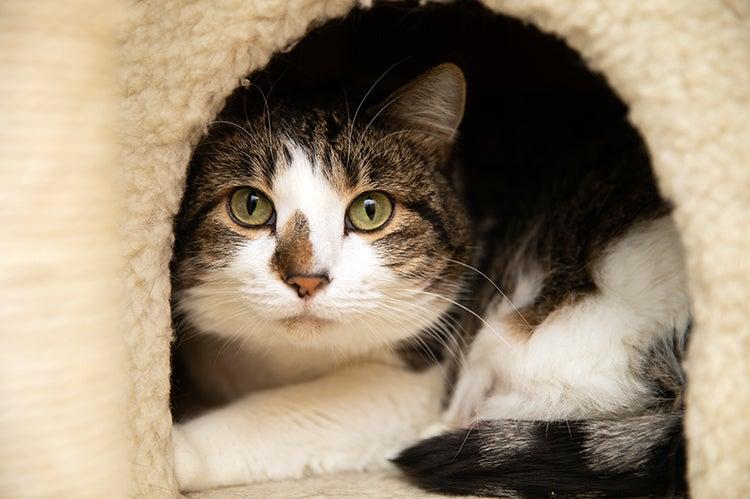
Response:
375,63,466,146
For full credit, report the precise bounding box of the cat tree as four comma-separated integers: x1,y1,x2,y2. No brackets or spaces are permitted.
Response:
1,0,748,497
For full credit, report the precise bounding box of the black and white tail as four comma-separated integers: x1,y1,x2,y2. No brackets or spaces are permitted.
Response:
395,413,685,497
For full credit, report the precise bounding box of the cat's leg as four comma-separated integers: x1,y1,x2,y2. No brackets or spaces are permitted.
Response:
442,268,544,427
172,361,444,492
447,216,691,423
442,325,506,427
452,285,689,422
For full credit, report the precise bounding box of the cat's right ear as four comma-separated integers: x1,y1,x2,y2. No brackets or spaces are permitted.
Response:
375,63,466,146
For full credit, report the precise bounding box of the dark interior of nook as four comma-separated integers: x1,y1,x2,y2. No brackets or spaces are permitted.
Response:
217,0,631,219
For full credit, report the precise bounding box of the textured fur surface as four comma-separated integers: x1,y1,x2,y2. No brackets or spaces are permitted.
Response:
396,415,685,497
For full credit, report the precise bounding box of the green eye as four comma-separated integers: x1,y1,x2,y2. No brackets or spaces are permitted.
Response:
228,187,275,227
346,191,393,231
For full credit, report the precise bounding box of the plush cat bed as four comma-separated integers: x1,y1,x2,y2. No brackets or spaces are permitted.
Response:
2,0,749,497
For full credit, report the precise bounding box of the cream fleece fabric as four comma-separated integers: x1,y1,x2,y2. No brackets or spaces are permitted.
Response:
1,0,747,497
0,1,130,497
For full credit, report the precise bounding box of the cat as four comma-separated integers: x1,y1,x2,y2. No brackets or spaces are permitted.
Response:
170,63,690,496
170,64,474,492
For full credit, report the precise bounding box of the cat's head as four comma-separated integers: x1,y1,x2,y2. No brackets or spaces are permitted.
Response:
172,64,472,355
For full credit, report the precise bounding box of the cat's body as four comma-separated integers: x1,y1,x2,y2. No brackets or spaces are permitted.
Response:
171,64,689,496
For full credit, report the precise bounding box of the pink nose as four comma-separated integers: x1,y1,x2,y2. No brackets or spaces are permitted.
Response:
285,274,330,298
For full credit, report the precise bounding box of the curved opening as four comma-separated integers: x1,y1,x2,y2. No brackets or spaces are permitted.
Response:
171,1,643,417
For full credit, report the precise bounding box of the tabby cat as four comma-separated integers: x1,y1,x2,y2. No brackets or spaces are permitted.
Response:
170,64,689,496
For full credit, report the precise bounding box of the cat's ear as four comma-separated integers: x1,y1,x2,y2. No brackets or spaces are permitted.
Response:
376,63,466,144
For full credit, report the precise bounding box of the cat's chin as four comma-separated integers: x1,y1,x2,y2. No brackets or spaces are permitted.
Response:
276,313,336,336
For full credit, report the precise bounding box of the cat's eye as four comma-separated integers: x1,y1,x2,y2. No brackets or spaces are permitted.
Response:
346,191,393,232
228,187,275,227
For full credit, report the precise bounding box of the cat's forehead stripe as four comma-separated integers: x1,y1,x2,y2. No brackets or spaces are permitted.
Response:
271,142,347,272
271,140,354,195
271,109,364,192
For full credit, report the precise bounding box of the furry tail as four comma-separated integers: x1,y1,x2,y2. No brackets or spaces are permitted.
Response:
394,414,685,497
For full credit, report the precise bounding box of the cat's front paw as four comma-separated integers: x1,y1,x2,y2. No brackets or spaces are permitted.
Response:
172,425,204,492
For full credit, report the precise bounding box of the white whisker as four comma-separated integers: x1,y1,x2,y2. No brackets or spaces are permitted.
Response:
397,288,517,353
445,257,531,329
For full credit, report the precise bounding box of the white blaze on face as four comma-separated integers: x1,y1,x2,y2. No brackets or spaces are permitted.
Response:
271,145,346,273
